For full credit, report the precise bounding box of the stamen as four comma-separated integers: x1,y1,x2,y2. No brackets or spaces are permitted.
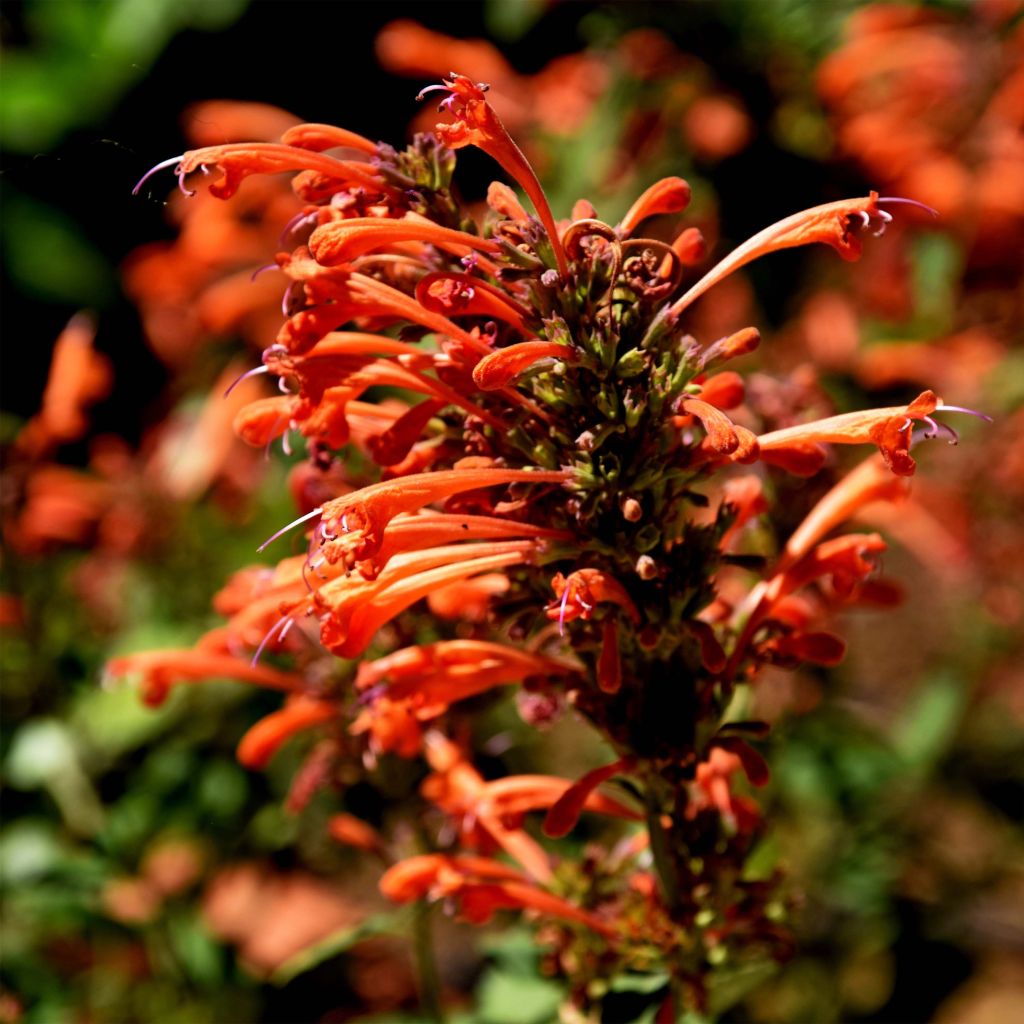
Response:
224,364,269,397
873,210,893,237
263,416,287,461
279,210,318,246
250,263,279,282
936,403,994,423
558,581,571,637
251,614,294,667
257,506,323,553
132,154,186,196
877,197,940,218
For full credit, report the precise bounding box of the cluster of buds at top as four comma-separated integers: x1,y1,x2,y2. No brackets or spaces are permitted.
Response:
116,73,984,1016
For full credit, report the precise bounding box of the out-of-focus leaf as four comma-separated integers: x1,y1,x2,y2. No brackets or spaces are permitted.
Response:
269,908,412,986
478,927,543,975
484,0,546,40
0,820,62,884
5,718,76,788
911,233,962,334
741,833,780,881
708,959,780,1015
1,191,114,304
892,673,965,771
71,681,186,764
247,802,298,850
477,967,564,1024
196,758,249,820
166,908,225,987
610,972,670,995
0,0,249,151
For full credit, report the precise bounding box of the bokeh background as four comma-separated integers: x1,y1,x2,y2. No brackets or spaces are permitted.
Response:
2,1,1023,1022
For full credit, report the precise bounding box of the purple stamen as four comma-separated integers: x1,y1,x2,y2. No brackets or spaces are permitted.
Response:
558,582,571,637
279,209,318,246
936,403,994,423
257,506,323,553
224,364,269,397
877,196,940,218
357,684,384,707
251,613,293,667
416,84,450,101
250,263,278,282
263,417,286,462
132,154,185,196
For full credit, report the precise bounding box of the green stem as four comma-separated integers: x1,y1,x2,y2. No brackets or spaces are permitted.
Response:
645,779,681,912
413,900,444,1023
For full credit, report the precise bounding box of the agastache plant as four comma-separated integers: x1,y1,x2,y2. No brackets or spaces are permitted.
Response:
114,74,986,1018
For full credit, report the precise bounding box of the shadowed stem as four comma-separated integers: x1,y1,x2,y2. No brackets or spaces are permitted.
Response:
645,778,681,913
414,900,444,1023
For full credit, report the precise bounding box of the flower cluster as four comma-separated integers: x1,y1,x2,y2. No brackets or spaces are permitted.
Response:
113,73,982,1016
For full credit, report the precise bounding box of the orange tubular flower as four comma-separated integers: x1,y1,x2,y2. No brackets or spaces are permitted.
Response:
279,122,378,156
548,568,642,633
419,74,569,278
134,143,384,201
307,467,571,564
105,649,305,707
236,696,338,770
669,192,896,316
16,314,110,458
420,733,553,881
379,853,616,938
309,216,500,266
415,272,533,332
756,390,939,476
618,176,692,237
543,758,635,838
472,341,576,390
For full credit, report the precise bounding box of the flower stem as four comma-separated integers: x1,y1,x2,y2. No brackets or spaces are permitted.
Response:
646,780,681,912
414,900,444,1023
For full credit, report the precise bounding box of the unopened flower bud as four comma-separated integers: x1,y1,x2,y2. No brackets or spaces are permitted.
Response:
621,497,643,522
635,554,658,579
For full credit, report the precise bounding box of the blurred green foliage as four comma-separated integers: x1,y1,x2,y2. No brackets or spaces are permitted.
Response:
1,0,248,152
